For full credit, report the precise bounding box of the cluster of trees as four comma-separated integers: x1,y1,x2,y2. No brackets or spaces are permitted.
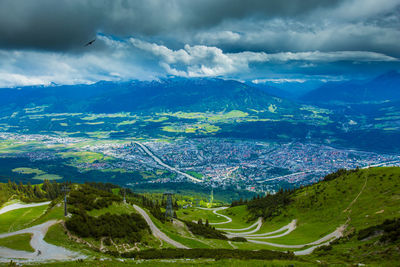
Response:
119,248,294,260
66,209,149,243
67,184,121,211
358,218,400,243
230,198,249,207
0,180,64,205
184,219,227,240
84,182,119,193
229,236,247,242
246,188,294,219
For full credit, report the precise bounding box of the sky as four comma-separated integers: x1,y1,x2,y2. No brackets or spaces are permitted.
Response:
0,0,399,87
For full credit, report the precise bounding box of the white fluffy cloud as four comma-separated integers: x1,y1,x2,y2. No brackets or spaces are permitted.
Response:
0,38,157,87
130,37,398,77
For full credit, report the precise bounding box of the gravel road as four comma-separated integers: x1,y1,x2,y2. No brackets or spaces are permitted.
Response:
132,204,188,249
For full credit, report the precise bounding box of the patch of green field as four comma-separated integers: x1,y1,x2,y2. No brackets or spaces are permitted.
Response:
33,174,62,181
176,208,227,224
147,211,210,249
141,171,157,179
186,171,203,179
85,131,123,139
12,167,62,180
0,233,34,252
51,118,66,121
111,188,120,195
81,113,134,121
145,117,168,122
117,120,136,126
23,105,49,114
268,104,277,113
162,110,248,123
216,205,255,229
0,140,45,153
162,123,220,134
0,204,49,233
59,151,108,163
28,204,65,227
12,167,44,175
84,121,104,125
99,168,132,174
44,223,102,257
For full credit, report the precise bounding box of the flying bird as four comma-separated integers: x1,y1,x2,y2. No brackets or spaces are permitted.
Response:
84,39,96,47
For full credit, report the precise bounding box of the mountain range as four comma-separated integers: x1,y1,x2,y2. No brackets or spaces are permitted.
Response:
301,71,400,103
0,78,288,114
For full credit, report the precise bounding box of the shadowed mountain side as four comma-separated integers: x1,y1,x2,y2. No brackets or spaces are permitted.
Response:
301,71,400,103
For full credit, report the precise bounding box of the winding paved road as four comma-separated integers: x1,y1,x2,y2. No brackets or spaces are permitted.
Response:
132,204,188,249
0,220,84,262
134,141,202,183
243,220,297,239
197,207,232,225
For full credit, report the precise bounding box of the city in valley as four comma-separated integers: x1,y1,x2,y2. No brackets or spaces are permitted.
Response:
2,132,399,194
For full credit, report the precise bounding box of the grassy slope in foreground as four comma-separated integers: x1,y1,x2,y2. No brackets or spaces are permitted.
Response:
244,167,400,264
263,167,400,245
0,204,49,234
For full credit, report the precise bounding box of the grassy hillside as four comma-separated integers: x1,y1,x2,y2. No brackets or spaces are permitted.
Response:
240,167,400,264
0,168,398,266
0,233,34,252
0,204,49,233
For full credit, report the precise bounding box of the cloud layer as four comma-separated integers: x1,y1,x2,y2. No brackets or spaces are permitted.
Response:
0,0,399,86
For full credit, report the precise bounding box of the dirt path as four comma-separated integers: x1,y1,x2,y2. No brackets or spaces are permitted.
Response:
0,220,84,262
132,204,188,249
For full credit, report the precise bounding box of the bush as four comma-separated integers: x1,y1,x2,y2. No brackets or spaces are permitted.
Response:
68,184,121,211
184,220,227,240
120,248,295,260
66,210,149,243
246,188,293,219
358,218,400,243
229,237,247,242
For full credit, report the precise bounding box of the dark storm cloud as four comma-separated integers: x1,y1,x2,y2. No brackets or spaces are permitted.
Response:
1,0,399,87
0,0,342,51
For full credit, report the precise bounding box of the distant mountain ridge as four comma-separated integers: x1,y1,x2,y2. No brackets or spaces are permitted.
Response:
0,78,289,114
301,71,400,103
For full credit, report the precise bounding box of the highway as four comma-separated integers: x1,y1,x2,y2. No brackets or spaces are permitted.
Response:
134,141,202,183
